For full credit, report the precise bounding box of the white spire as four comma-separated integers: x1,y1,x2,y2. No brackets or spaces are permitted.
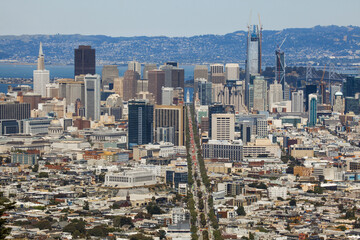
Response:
39,42,44,57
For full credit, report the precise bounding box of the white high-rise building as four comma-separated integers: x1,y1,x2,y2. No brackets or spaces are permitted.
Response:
291,90,304,112
211,113,235,141
162,87,173,105
253,76,267,111
268,82,283,111
33,42,49,97
128,61,142,77
225,63,240,81
84,74,101,121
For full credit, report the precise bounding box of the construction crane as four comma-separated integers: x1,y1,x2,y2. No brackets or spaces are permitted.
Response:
320,64,327,104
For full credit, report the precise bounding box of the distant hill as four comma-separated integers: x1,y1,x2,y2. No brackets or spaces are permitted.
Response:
0,25,359,66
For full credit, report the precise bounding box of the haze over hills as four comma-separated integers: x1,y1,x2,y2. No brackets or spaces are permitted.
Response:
0,25,359,66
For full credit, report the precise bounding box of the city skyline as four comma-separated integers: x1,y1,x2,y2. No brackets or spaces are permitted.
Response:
1,0,359,37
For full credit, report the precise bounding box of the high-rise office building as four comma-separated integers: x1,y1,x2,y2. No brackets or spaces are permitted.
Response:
198,79,212,105
256,118,268,137
345,97,360,114
84,74,101,121
102,65,119,90
74,45,95,76
194,65,209,81
253,76,267,111
123,70,140,101
211,113,235,141
308,94,317,127
225,63,240,81
275,49,286,98
128,61,142,77
162,87,174,105
245,25,262,107
33,42,50,97
305,85,317,111
58,77,85,106
128,100,154,149
343,76,360,98
159,65,184,89
143,63,157,80
210,64,225,84
148,70,165,104
0,102,30,120
239,121,252,145
333,92,345,114
113,77,124,98
330,85,341,106
154,105,184,146
291,90,304,112
208,104,234,139
268,82,283,111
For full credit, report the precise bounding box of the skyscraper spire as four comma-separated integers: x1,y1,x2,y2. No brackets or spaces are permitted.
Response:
37,42,45,70
39,42,44,57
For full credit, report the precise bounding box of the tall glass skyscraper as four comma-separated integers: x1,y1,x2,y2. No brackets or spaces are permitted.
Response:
84,74,101,121
245,25,262,108
128,100,154,149
74,45,95,76
308,94,317,127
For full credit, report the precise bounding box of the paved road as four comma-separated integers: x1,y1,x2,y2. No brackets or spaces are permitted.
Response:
187,106,213,240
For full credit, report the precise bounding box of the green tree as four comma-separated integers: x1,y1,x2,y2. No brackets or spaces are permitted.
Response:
157,230,166,239
113,216,133,227
32,164,39,173
202,230,209,240
83,201,89,210
63,219,86,237
337,225,346,231
236,206,246,216
88,225,109,237
200,213,206,227
0,199,15,239
146,203,163,215
129,233,153,240
38,172,49,178
33,220,52,230
249,232,255,240
289,199,296,207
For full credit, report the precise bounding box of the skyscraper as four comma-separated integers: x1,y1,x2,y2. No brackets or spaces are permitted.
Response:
162,87,174,105
211,113,235,141
291,90,304,112
268,82,283,111
102,65,119,90
308,94,317,127
143,63,157,80
148,70,165,104
275,49,286,98
208,104,234,139
128,61,142,77
210,64,225,84
159,65,184,89
225,63,240,81
194,65,209,81
33,42,50,97
198,79,212,105
123,70,140,101
305,85,317,111
154,105,184,146
253,76,267,111
245,25,262,107
113,77,124,98
74,45,95,76
128,100,154,149
333,92,345,114
84,74,101,121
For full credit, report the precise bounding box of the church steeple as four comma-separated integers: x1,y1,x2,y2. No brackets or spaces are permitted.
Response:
37,42,45,70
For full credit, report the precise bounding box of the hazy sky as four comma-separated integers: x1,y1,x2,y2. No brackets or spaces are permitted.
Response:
1,0,359,37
